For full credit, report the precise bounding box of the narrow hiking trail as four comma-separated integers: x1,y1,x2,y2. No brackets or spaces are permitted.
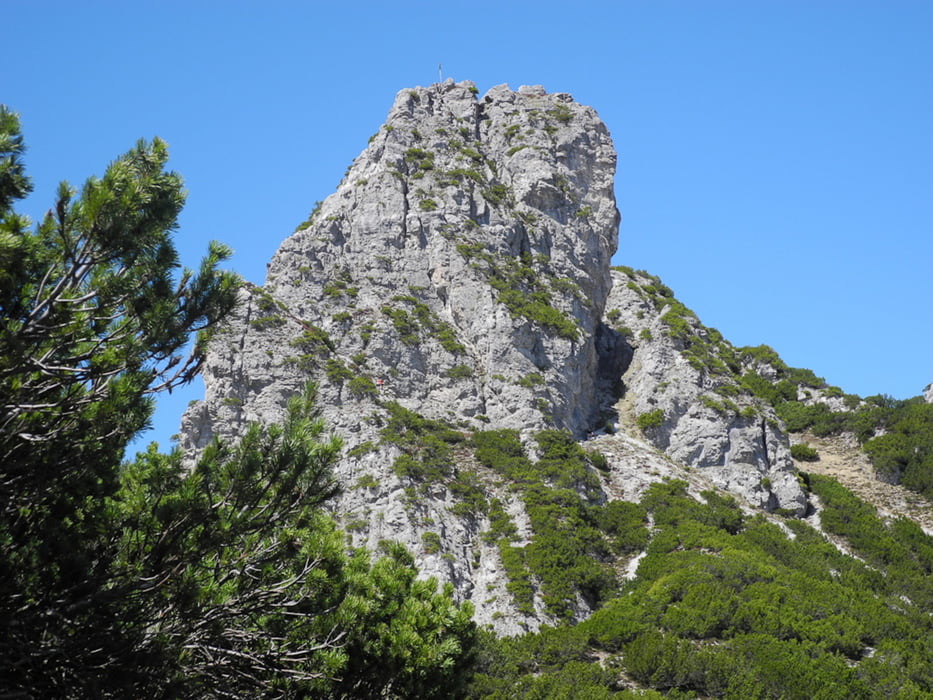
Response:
792,432,933,533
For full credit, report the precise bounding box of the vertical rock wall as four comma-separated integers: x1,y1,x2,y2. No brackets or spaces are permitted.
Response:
182,80,619,451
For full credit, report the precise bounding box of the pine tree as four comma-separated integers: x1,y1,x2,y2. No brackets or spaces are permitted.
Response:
0,106,475,697
110,388,475,697
0,107,240,693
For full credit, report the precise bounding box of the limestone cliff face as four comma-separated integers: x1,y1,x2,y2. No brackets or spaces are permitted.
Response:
179,81,806,633
189,80,616,442
604,268,806,515
180,80,621,632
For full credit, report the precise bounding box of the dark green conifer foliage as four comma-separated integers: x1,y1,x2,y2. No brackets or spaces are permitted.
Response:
468,479,933,697
0,110,476,697
109,389,475,698
0,109,239,693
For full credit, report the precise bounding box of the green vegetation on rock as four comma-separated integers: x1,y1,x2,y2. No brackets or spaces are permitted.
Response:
790,442,819,461
614,268,933,501
457,245,580,341
636,408,664,431
471,429,638,620
381,401,466,485
380,294,467,353
468,478,933,697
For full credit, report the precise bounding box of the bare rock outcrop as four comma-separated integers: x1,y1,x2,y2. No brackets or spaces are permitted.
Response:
180,81,621,632
603,267,806,515
179,82,807,632
183,79,617,447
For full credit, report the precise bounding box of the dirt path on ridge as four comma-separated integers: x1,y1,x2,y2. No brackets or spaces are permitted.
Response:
791,432,933,533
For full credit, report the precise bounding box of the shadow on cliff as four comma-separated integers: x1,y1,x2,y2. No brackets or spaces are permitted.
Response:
594,322,633,434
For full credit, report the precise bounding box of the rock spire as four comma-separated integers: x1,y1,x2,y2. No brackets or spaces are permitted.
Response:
179,81,805,631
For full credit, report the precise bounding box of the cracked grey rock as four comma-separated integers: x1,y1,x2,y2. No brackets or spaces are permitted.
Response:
603,268,807,515
178,82,808,633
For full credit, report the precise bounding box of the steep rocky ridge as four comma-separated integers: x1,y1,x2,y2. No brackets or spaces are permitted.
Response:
179,81,807,632
604,267,806,514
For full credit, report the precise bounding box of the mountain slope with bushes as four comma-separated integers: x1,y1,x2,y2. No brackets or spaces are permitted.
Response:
176,82,933,694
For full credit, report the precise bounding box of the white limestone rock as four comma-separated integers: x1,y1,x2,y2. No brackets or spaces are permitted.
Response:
184,80,617,446
603,267,807,515
178,82,809,633
179,81,622,631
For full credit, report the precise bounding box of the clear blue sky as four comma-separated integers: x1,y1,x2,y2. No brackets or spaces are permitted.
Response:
6,1,931,452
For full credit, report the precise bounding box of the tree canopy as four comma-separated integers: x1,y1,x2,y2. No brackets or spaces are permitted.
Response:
0,107,475,697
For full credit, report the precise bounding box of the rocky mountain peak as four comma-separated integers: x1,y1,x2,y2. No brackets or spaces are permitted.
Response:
182,81,622,450
178,83,807,632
